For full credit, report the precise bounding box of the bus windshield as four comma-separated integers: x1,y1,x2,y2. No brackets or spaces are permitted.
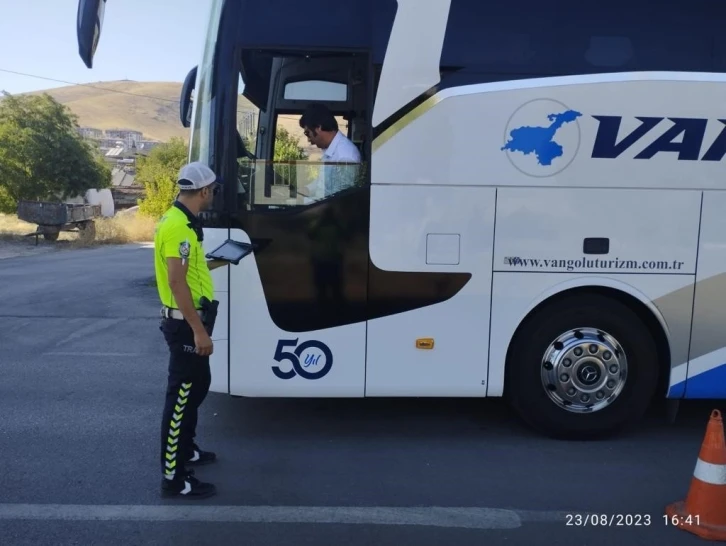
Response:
188,0,225,166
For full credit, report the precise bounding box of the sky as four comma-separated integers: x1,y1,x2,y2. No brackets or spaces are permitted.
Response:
0,0,211,94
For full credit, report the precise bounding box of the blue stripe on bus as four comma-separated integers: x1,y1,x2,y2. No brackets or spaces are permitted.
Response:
671,362,726,399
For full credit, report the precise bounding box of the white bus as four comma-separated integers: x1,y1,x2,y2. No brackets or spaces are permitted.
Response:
78,0,726,439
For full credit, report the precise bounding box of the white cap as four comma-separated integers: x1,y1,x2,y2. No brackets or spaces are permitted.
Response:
176,161,218,190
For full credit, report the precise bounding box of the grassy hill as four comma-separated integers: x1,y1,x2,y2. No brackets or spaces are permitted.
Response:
23,80,189,143
17,80,326,158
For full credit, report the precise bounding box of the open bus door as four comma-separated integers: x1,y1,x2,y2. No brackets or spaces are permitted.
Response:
77,0,107,68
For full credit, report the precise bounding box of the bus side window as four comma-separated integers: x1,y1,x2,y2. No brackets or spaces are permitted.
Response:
260,113,353,207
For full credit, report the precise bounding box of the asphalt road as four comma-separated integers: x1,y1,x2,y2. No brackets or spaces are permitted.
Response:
0,243,720,545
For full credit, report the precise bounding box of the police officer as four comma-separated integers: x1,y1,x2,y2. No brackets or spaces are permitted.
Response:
154,161,228,499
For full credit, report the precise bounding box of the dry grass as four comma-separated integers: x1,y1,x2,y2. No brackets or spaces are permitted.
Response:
0,214,48,242
0,212,156,247
73,213,157,247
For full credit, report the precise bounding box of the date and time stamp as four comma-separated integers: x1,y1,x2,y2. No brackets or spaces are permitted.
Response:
565,513,701,527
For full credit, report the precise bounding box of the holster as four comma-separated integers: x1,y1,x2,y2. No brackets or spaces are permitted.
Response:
199,296,219,336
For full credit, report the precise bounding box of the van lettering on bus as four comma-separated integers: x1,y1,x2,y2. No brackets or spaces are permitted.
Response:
272,339,333,380
591,116,726,161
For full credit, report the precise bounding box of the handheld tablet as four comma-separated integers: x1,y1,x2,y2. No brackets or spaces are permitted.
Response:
205,239,254,265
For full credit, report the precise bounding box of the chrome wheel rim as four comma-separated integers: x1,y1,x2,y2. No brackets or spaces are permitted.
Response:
541,327,627,413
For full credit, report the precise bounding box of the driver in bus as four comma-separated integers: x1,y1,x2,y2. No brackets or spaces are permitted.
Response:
299,103,361,202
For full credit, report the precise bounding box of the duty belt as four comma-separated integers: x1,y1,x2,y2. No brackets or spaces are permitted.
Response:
161,307,203,320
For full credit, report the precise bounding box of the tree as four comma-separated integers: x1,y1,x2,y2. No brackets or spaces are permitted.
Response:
136,137,188,219
0,92,111,213
272,126,310,189
274,126,307,162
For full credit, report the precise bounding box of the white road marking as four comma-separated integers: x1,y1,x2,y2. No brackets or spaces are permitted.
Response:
0,504,583,528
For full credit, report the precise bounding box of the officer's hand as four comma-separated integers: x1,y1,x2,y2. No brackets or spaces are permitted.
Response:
194,330,214,356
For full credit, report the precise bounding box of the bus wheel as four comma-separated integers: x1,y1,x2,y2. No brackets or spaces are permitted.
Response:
505,293,659,440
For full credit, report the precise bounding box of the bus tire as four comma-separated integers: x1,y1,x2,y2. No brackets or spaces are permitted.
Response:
505,293,659,440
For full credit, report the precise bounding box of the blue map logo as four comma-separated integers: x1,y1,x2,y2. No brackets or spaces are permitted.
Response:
501,99,582,177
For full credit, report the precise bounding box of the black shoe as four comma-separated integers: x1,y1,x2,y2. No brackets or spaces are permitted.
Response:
187,445,216,466
161,470,216,499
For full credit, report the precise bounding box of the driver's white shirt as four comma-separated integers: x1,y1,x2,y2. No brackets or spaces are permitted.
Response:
322,130,361,163
304,131,361,201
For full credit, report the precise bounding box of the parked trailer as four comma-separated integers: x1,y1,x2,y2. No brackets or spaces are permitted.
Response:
16,200,101,243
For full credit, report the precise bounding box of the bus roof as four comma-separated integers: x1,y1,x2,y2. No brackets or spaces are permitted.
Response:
234,0,724,74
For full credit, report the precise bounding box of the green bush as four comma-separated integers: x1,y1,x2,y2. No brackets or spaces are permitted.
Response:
136,137,188,219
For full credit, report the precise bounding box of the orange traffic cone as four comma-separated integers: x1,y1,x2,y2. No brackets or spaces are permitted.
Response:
666,409,726,541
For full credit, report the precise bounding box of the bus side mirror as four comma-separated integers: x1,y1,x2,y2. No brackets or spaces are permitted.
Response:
180,66,197,128
77,0,107,69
